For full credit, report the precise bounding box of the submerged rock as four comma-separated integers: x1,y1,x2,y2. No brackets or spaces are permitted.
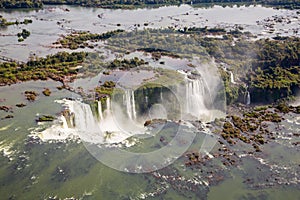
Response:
16,103,26,107
1,114,14,120
0,105,13,113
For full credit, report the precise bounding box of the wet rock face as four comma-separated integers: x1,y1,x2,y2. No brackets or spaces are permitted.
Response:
133,85,180,120
61,109,75,128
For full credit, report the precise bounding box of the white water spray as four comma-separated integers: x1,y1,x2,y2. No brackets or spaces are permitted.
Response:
160,88,163,102
185,78,207,118
124,90,137,120
97,101,103,120
246,91,251,105
230,71,236,84
60,115,69,129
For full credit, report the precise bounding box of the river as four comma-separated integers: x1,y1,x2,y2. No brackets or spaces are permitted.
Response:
0,4,299,61
0,4,299,200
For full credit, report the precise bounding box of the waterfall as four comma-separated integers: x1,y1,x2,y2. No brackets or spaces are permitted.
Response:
41,97,145,143
60,115,69,129
185,79,207,118
61,109,75,128
70,113,75,128
125,90,131,119
246,91,251,105
160,88,163,102
72,101,100,132
132,92,137,119
97,101,103,120
106,97,111,112
124,90,137,120
230,71,236,84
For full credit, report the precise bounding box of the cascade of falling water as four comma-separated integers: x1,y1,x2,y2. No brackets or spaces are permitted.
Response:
131,91,137,119
71,100,106,143
106,97,110,112
97,101,103,120
246,91,251,105
125,90,132,120
69,112,75,128
41,97,146,143
124,90,136,120
230,71,236,84
144,88,149,105
72,101,103,143
185,78,207,118
72,101,100,133
60,115,69,129
160,88,163,102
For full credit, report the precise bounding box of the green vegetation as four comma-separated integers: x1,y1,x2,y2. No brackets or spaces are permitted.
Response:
102,81,116,88
219,104,298,150
261,0,300,9
95,81,116,100
36,115,56,122
248,38,300,103
2,26,297,104
106,28,299,103
107,57,146,70
0,52,87,86
221,121,243,145
0,0,42,9
189,32,299,104
42,88,51,96
179,27,227,35
21,19,33,24
54,30,124,50
0,25,299,105
138,48,181,60
17,29,30,42
107,28,210,59
24,90,38,101
219,69,240,105
0,16,33,27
